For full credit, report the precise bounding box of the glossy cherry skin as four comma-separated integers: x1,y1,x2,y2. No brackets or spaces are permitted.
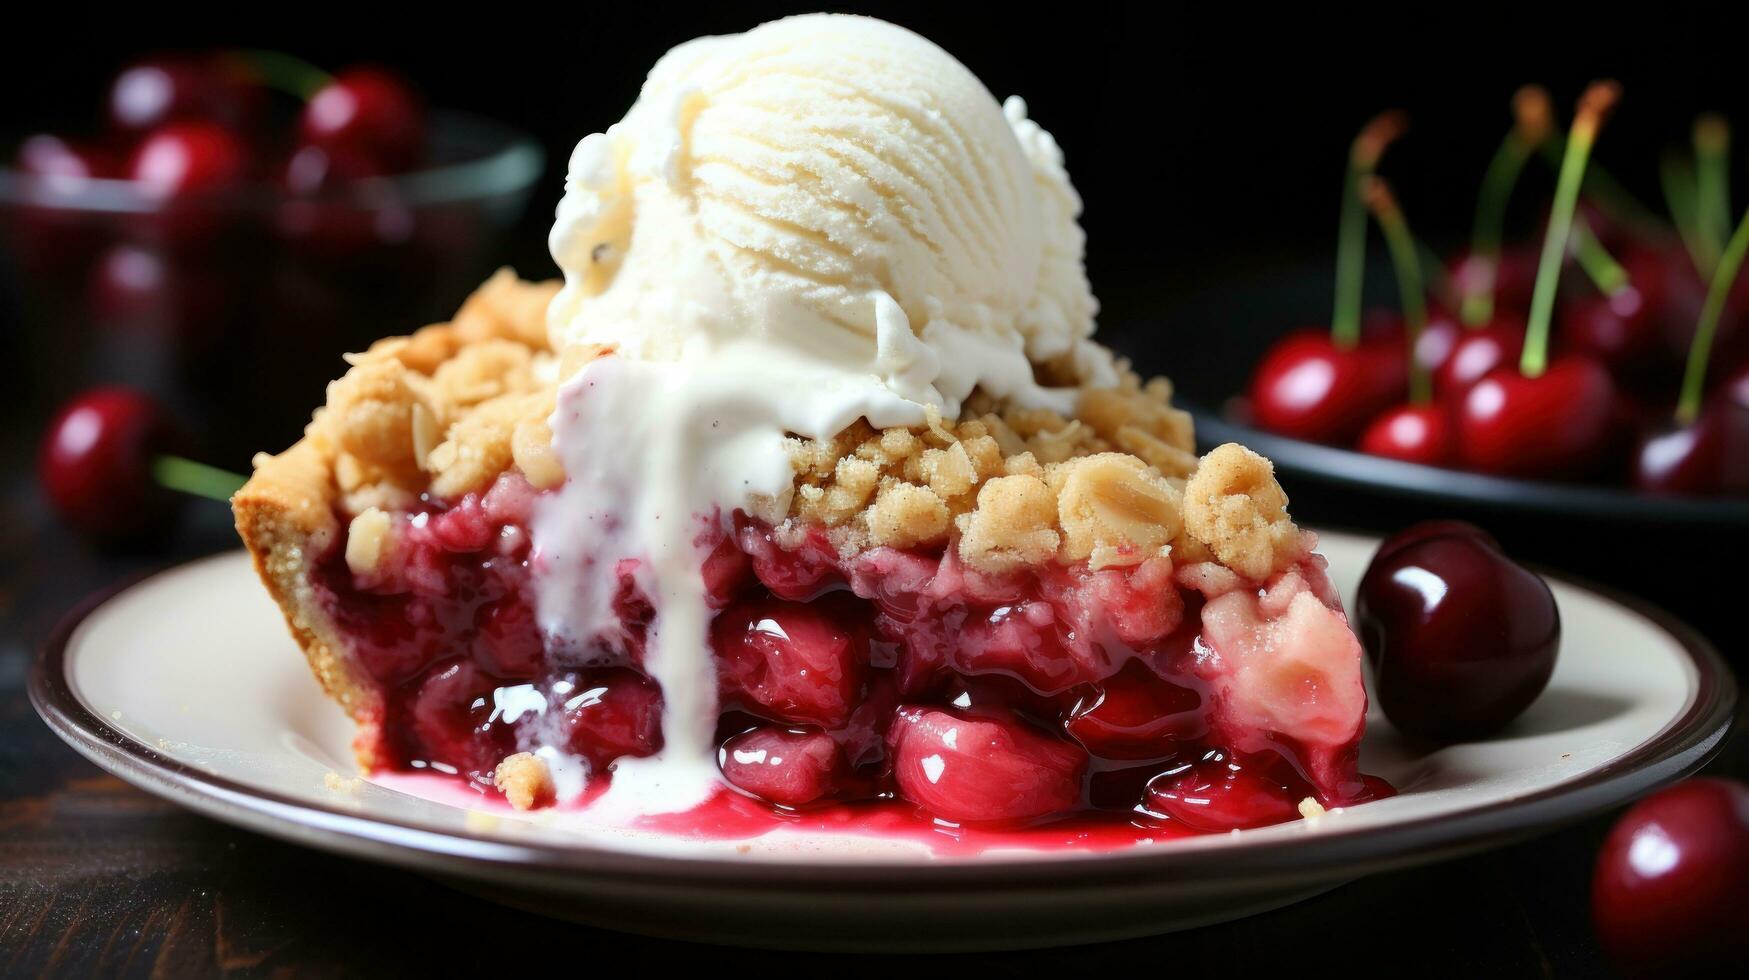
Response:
1633,398,1749,495
1455,357,1618,478
87,243,231,349
1414,307,1464,377
37,387,185,542
1592,778,1749,975
1357,523,1559,741
1246,329,1407,444
1363,307,1462,377
1370,519,1499,565
128,121,249,199
276,143,402,255
1357,404,1453,466
1558,249,1682,386
1722,362,1749,409
107,57,258,134
300,68,426,171
1433,316,1527,398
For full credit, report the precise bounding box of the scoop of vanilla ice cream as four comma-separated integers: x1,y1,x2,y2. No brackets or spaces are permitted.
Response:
548,13,1110,412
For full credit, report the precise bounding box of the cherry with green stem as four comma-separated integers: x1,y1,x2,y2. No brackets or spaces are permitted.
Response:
1634,203,1749,494
1558,211,1686,382
1359,178,1453,465
1556,121,1713,380
1333,111,1408,348
1454,86,1553,328
1524,84,1622,379
1364,177,1431,405
1534,100,1667,244
1457,82,1622,478
39,387,246,545
1247,112,1410,444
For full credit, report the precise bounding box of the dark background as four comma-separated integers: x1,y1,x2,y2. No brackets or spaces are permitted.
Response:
2,6,1745,976
4,3,1742,302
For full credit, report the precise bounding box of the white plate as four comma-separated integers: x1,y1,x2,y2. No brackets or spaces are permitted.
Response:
30,531,1735,951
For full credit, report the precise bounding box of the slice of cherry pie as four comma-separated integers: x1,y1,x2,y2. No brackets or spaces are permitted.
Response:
235,269,1381,831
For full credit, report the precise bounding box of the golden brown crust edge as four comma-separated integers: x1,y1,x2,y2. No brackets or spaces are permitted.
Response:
232,439,386,766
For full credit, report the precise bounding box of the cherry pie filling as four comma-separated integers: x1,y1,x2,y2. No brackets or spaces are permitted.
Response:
314,472,1386,832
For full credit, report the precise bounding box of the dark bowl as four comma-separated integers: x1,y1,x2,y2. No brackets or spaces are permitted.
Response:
0,110,542,465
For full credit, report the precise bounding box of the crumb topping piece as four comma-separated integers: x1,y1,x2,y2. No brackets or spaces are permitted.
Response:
1182,443,1304,580
493,752,554,811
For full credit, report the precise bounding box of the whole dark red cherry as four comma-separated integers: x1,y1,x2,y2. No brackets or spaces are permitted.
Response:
1357,522,1559,741
283,142,388,194
1246,329,1407,444
128,121,248,199
277,143,402,254
1455,356,1618,477
1357,403,1453,466
300,68,426,172
1592,778,1749,976
1634,398,1749,495
38,387,185,542
107,57,257,134
1371,519,1498,565
1433,316,1527,398
1558,249,1681,384
88,243,231,350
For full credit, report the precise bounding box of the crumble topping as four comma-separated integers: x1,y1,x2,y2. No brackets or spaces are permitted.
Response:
251,271,1305,583
344,507,391,576
1182,444,1304,580
493,752,555,811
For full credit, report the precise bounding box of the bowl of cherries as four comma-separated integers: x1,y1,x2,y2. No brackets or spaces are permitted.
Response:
1155,81,1748,529
0,52,541,465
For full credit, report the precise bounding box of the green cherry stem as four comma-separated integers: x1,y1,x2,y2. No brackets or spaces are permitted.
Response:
1462,86,1554,326
227,50,333,101
1363,177,1430,404
1522,81,1621,379
1695,115,1731,268
1677,204,1749,426
153,455,247,503
1333,111,1408,349
1537,131,1666,242
1569,218,1631,295
1661,151,1714,277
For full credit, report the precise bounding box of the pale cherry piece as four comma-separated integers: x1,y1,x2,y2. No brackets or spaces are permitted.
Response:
889,707,1087,824
1198,570,1367,756
719,727,842,807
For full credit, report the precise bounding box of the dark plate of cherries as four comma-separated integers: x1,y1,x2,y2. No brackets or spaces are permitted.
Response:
1146,81,1748,524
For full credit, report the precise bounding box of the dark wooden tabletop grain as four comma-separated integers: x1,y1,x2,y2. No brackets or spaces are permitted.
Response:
2,472,1743,979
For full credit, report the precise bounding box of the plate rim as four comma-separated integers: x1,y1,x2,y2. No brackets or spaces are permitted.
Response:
1193,412,1749,527
29,546,1738,894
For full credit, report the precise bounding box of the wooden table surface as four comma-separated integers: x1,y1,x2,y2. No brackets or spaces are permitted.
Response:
2,477,1743,978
